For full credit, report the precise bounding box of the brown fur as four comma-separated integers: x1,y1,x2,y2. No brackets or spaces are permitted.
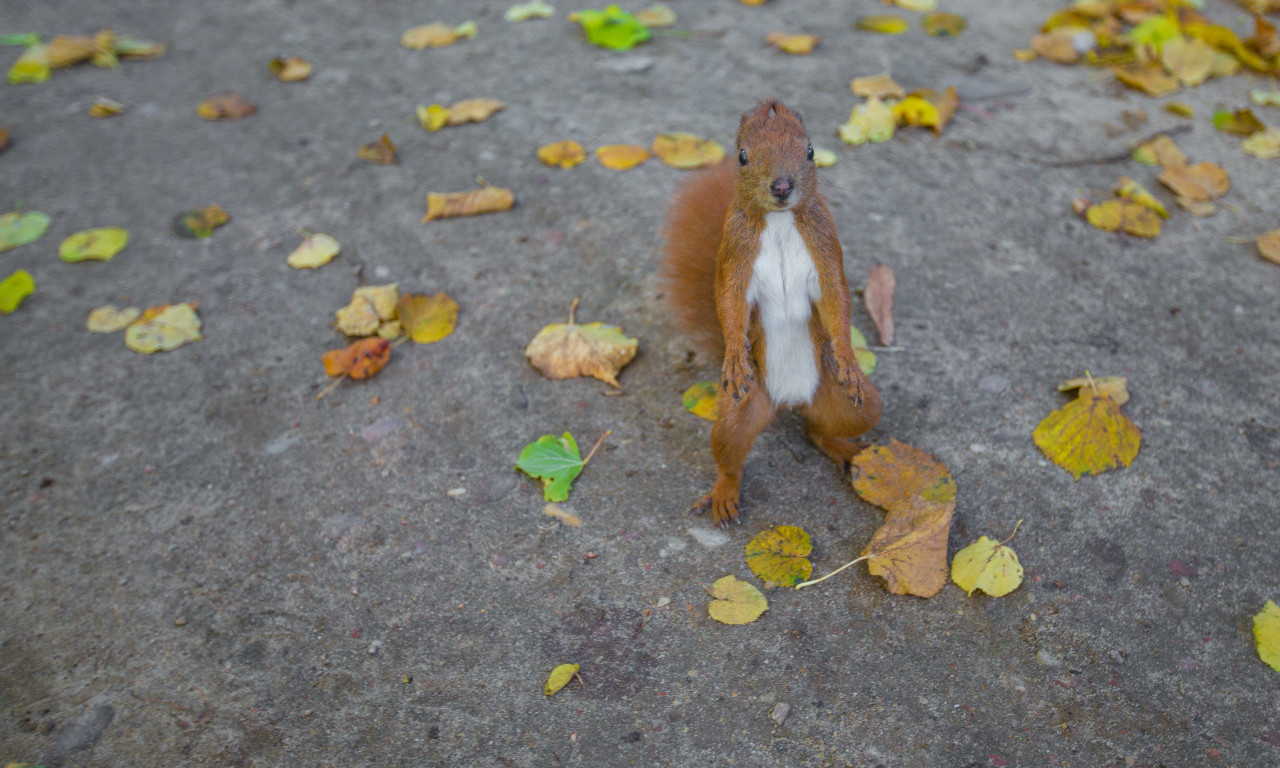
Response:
661,99,883,525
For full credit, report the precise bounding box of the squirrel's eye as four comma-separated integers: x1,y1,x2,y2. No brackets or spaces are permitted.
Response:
806,144,814,161
738,149,748,166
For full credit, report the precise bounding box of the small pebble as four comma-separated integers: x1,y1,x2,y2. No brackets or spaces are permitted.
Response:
770,702,791,725
173,616,187,627
368,640,383,655
446,487,467,497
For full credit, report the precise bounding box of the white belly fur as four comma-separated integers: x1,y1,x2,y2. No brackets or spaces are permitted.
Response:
745,211,821,406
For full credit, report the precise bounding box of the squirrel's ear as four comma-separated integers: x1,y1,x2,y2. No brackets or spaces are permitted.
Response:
791,108,805,126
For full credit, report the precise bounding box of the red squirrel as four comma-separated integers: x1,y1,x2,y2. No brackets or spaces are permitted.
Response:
661,99,882,526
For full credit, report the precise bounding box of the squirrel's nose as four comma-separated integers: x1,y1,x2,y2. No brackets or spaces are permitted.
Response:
770,177,794,200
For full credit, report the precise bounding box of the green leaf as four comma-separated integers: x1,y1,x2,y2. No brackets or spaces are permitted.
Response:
7,43,50,84
0,211,51,252
516,432,585,502
1255,600,1280,673
59,227,129,262
0,269,36,314
744,526,813,587
849,326,877,375
1,33,41,46
572,5,651,50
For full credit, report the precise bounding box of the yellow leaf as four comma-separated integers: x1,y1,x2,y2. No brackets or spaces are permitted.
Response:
595,143,651,170
651,133,726,169
400,21,477,49
812,147,837,167
892,0,936,11
505,1,556,22
1132,134,1186,168
45,34,100,68
1114,177,1168,218
196,93,256,120
1012,48,1037,62
765,32,820,55
1057,375,1129,406
445,98,504,125
524,308,638,387
1111,63,1180,97
1164,102,1194,119
59,227,129,262
1243,127,1280,160
951,535,1024,597
89,98,124,117
706,575,768,625
1086,200,1161,237
357,133,397,164
545,663,580,695
0,269,35,314
335,298,380,337
543,503,583,526
1256,601,1280,673
423,186,515,222
1033,390,1140,479
857,15,909,35
537,140,588,169
124,303,202,353
1157,162,1230,203
635,3,677,28
396,292,459,344
839,96,895,145
86,304,141,333
850,74,905,100
922,12,965,37
682,382,719,421
744,526,812,587
377,320,402,340
892,95,939,129
416,104,450,131
268,56,312,81
853,438,956,510
287,233,340,269
1159,37,1214,86
849,326,877,375
1258,230,1280,265
8,44,51,84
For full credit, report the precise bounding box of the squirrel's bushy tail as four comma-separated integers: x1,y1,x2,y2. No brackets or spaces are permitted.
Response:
660,161,735,357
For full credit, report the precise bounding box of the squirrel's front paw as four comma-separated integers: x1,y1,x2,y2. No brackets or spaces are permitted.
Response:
721,354,754,405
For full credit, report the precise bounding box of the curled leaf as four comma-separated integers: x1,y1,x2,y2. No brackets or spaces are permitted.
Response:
357,133,398,164
635,3,677,28
706,575,768,625
506,1,556,22
445,98,505,126
1213,108,1265,137
322,336,391,379
8,44,51,84
1058,375,1129,406
850,74,905,100
423,185,515,222
0,269,35,314
922,12,966,37
812,147,837,167
1257,230,1280,265
1085,200,1161,238
864,263,895,346
595,144,650,170
88,98,124,117
545,663,580,695
268,56,312,81
857,16,909,35
1256,601,1280,673
416,103,450,131
651,133,725,169
400,21,477,49
839,97,895,146
196,93,256,120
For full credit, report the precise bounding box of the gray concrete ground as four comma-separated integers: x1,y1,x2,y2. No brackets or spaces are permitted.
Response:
2,1,1279,766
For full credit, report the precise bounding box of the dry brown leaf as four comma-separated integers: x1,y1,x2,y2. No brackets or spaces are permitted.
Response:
1133,134,1187,168
524,301,638,388
1111,63,1180,97
864,263,895,346
0,128,8,153
423,185,515,222
851,73,906,100
357,133,398,164
322,337,391,380
88,98,124,118
765,32,820,55
1031,30,1081,64
445,98,505,125
862,498,954,598
1160,37,1215,86
400,21,477,49
1158,162,1230,203
197,93,256,120
1258,230,1280,265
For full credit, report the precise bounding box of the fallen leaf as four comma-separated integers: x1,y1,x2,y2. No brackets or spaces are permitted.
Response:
892,95,939,129
706,575,768,625
506,1,556,22
543,503,583,526
335,285,399,337
287,233,340,269
853,438,956,517
516,431,608,502
570,6,651,50
1158,162,1230,202
1012,48,1038,62
172,204,230,239
1184,21,1271,72
1242,126,1280,159
839,96,895,145
1257,601,1280,673
861,494,954,598
1033,386,1140,479
196,93,256,120
849,326,877,375
1159,36,1215,86
864,263,895,346
765,32,820,55
322,337,391,379
0,269,35,314
423,185,515,222
857,15,910,35
416,104,450,131
595,144,650,170
0,211,50,252
396,292,458,343
1252,89,1280,108
357,133,397,164
445,98,505,125
745,525,813,587
86,304,140,333
651,133,726,169
1112,63,1180,96
268,56,312,81
892,0,936,11
59,227,128,262
124,303,202,353
1213,108,1265,136
812,147,837,167
88,98,124,117
1257,230,1280,265
114,35,165,59
7,44,51,84
377,320,402,340
525,302,638,387
1058,375,1129,406
537,140,588,169
922,11,965,37
1132,134,1186,168
635,3,677,28
400,21,477,49
1031,30,1082,64
1114,177,1168,218
1085,199,1160,237
682,382,719,421
544,663,580,695
851,73,905,100
44,33,101,68
0,127,8,152
1164,102,1194,118
951,533,1024,597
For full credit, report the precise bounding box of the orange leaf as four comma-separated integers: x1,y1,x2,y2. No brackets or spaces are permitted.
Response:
852,439,957,511
537,140,588,169
1157,162,1229,203
322,337,391,380
595,144,650,170
357,133,398,164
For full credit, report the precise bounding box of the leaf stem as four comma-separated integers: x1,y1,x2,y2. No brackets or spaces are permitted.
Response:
567,297,580,326
581,430,612,465
1001,518,1024,545
315,373,347,401
795,554,871,590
